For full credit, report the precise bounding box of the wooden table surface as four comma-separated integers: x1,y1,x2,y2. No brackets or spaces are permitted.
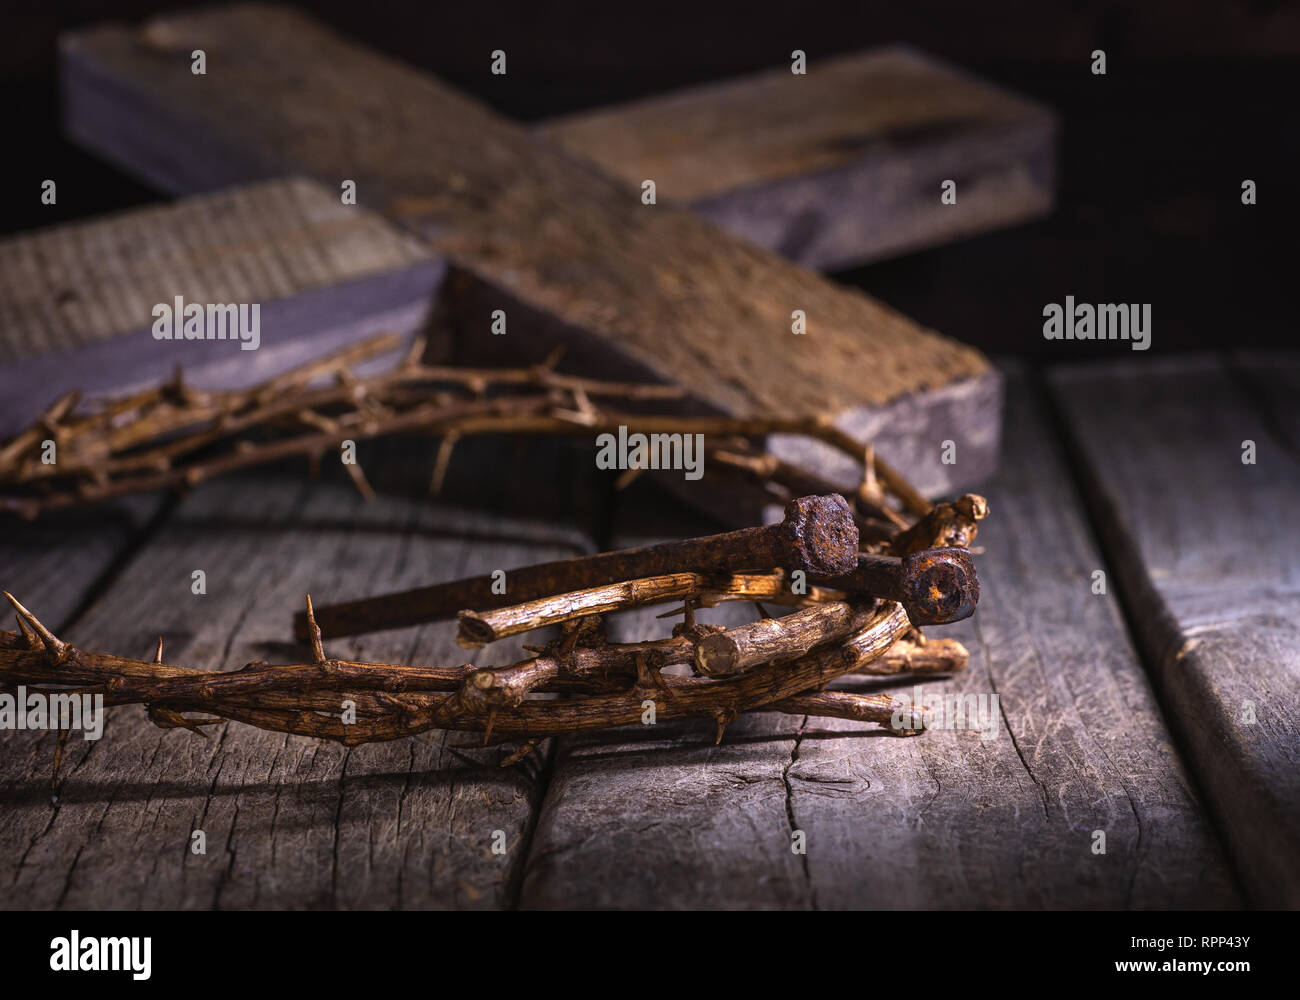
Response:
1,355,1295,909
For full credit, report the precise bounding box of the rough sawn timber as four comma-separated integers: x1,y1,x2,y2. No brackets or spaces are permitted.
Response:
1050,357,1300,908
0,178,438,437
0,448,594,909
60,4,1001,499
540,45,1057,272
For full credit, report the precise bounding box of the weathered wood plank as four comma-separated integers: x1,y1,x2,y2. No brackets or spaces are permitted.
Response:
0,177,428,633
539,45,1056,271
0,446,595,909
0,495,165,634
519,368,1239,909
60,5,1001,498
1050,356,1300,907
0,177,438,436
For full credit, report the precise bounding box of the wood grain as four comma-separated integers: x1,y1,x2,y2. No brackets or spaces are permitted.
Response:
540,45,1057,271
0,446,594,909
1050,356,1300,907
60,5,1000,496
519,373,1237,908
0,177,440,436
0,495,166,635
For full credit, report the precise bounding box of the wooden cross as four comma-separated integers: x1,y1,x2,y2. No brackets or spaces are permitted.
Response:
3,4,1055,502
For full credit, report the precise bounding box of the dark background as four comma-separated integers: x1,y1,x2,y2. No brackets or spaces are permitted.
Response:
3,0,1295,357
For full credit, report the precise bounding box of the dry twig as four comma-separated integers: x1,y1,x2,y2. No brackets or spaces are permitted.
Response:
0,332,924,530
0,335,991,770
1,489,985,770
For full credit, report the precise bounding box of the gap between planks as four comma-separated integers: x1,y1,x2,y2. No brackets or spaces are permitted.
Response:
0,439,602,909
1045,354,1299,908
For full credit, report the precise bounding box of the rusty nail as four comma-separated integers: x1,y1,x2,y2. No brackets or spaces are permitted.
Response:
298,495,859,639
817,547,979,626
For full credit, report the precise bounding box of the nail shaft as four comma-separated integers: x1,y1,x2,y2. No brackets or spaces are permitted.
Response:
297,494,858,639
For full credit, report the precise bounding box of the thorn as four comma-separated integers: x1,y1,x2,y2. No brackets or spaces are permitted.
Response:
343,459,376,501
549,406,598,427
483,709,498,747
555,617,593,658
859,443,882,503
613,464,644,490
569,386,595,416
14,614,40,650
304,595,327,664
633,653,671,698
752,602,772,620
541,344,566,370
52,727,71,791
402,332,429,369
499,739,538,767
154,635,164,664
4,592,67,662
429,433,459,495
370,691,420,728
146,704,216,737
713,708,737,745
634,652,654,690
